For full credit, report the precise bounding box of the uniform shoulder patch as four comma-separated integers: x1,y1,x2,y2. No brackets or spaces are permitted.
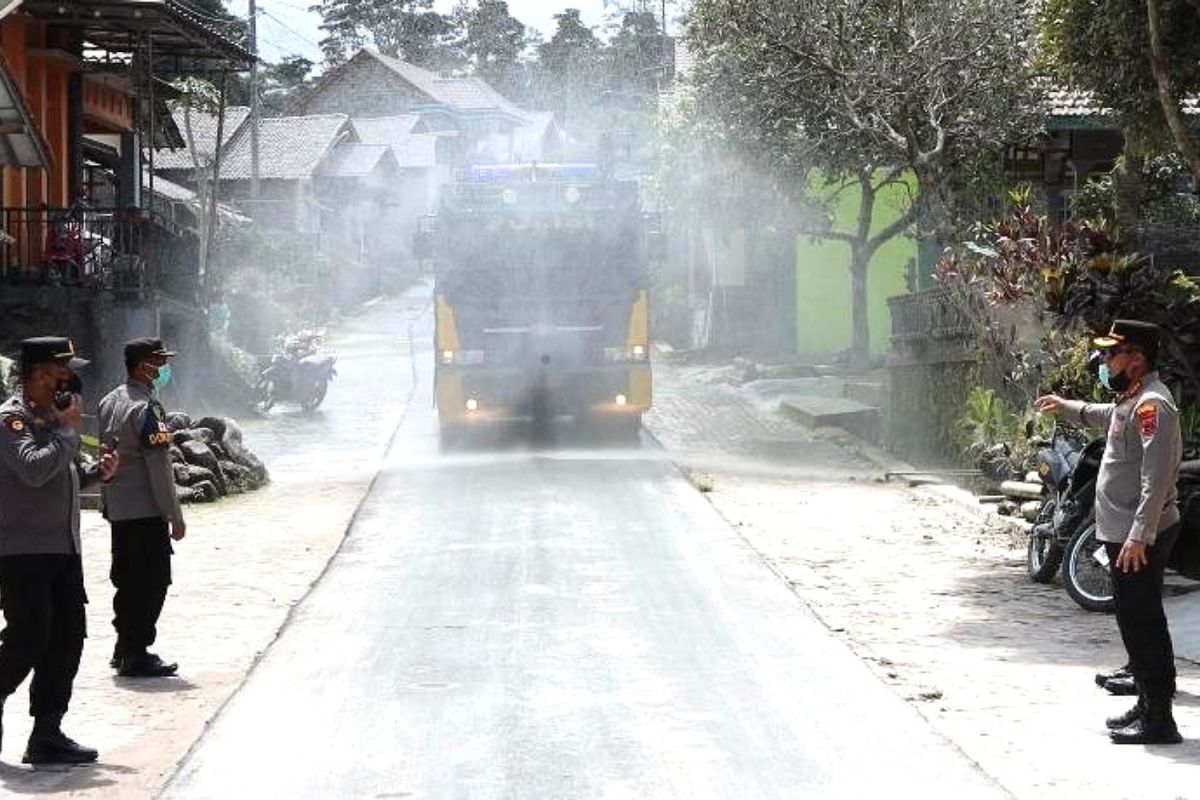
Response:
3,415,25,433
1136,402,1159,437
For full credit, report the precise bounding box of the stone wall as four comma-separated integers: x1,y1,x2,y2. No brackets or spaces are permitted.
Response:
885,287,978,466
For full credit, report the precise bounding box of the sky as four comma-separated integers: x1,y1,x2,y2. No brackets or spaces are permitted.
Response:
224,1,626,68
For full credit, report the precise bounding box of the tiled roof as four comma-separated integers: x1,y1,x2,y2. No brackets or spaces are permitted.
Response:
1048,88,1199,118
350,115,451,169
155,106,250,170
367,51,524,116
145,175,195,202
219,114,350,180
317,143,393,178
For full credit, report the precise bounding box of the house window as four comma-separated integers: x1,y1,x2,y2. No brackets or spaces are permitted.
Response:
1005,145,1043,181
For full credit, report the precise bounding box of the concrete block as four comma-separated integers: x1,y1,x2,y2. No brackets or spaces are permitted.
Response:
780,395,882,443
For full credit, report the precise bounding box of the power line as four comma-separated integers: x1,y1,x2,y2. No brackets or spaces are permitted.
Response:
258,8,323,49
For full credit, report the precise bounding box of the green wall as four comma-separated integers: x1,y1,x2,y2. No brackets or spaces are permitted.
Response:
794,179,918,360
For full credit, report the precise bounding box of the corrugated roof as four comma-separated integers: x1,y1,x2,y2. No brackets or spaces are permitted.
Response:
219,114,349,180
156,106,250,171
317,143,393,178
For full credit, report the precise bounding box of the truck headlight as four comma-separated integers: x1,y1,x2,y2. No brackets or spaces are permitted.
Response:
441,350,486,365
632,345,647,361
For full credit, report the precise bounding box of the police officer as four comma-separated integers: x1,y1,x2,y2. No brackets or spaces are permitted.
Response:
1036,319,1183,745
98,338,186,678
0,337,115,764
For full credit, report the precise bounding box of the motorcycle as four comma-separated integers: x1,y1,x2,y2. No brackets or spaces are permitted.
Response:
256,330,337,412
1023,423,1113,610
1040,449,1200,613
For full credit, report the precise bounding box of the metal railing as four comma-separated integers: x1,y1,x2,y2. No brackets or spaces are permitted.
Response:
0,205,151,290
888,287,975,343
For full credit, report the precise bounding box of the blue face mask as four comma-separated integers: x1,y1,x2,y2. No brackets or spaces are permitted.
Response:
1098,363,1112,390
152,363,173,391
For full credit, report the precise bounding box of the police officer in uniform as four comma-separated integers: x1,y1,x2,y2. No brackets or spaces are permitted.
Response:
1037,320,1183,745
98,338,186,678
0,337,115,763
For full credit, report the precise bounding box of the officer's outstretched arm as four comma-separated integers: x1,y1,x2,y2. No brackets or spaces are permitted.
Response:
0,415,79,488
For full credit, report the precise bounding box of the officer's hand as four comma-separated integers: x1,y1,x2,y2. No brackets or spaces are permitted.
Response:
170,517,187,541
59,395,84,432
1116,539,1148,573
99,447,119,482
1034,395,1066,416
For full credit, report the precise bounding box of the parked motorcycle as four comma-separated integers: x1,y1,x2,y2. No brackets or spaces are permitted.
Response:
1021,423,1114,610
256,330,337,412
1062,460,1200,611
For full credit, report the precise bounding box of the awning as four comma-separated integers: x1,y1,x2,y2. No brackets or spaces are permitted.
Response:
0,54,50,168
19,1,255,70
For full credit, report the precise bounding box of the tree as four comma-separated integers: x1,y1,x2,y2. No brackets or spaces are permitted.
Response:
311,0,451,67
531,10,601,130
461,0,529,98
169,77,226,299
1040,0,1200,196
685,0,1041,369
606,11,664,101
261,55,316,115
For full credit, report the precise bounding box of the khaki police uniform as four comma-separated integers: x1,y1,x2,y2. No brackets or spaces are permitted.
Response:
1064,371,1182,708
98,379,181,667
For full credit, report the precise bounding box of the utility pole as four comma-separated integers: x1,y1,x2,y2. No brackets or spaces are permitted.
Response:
661,0,669,83
248,0,261,201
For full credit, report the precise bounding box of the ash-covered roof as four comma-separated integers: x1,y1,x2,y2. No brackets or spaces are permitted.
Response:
219,114,350,180
350,115,451,169
1048,88,1199,119
155,106,251,171
317,143,395,178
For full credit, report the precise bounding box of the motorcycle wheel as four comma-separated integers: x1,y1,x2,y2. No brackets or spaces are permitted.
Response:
302,379,329,412
1064,522,1115,613
256,379,277,413
1027,500,1064,584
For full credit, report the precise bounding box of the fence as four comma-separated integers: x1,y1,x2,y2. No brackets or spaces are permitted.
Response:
0,205,152,291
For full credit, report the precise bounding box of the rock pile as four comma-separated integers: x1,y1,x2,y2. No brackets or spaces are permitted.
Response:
163,414,269,503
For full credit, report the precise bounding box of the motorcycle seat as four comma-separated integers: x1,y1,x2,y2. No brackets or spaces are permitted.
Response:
1181,460,1200,477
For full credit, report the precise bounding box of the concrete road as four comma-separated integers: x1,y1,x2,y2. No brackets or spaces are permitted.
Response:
165,302,1003,799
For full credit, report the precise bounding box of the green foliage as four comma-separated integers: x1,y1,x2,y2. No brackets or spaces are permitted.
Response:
1071,153,1200,229
1180,403,1200,446
1039,0,1200,128
955,387,1024,460
686,0,1043,245
938,191,1200,404
312,0,451,68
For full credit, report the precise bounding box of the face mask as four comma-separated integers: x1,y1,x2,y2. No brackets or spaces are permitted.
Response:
1099,363,1131,393
151,363,172,391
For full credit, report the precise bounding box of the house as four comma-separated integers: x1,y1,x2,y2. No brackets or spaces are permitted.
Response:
291,49,560,168
0,0,252,399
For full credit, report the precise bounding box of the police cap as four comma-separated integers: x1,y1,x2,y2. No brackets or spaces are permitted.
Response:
124,337,177,370
20,337,89,372
1093,319,1161,362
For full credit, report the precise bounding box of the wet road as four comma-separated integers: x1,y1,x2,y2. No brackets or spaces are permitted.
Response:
165,292,1002,799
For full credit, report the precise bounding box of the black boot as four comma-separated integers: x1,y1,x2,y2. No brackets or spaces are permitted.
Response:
23,715,99,764
1095,663,1131,688
117,651,178,678
1103,675,1138,696
1110,692,1183,745
1106,693,1145,730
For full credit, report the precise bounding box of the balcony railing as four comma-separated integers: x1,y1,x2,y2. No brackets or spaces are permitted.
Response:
0,205,152,291
888,286,976,343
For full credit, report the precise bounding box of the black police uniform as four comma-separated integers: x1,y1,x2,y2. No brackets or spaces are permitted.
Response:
0,337,99,763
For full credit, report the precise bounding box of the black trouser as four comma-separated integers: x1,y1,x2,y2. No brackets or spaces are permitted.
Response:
0,554,87,718
110,518,172,659
1105,523,1181,701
